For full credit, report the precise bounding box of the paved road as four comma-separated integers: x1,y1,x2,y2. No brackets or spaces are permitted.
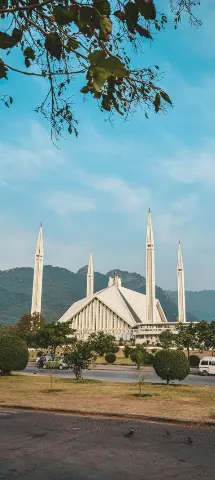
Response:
25,366,215,386
0,410,215,479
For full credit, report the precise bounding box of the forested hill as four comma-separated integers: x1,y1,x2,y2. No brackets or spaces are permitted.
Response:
0,265,197,325
167,290,215,322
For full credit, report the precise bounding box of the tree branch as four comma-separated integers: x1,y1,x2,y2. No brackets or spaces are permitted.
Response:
0,0,52,15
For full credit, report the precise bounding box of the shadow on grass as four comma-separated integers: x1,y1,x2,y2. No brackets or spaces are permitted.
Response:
41,389,65,393
60,378,101,384
133,393,153,398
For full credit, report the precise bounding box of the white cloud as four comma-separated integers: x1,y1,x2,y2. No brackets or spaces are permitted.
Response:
78,172,150,213
163,145,215,187
43,191,96,216
0,122,63,184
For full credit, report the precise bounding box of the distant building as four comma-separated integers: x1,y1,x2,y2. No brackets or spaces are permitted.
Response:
58,211,188,345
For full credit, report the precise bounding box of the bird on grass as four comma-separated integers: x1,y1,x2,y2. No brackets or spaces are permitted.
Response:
124,429,135,438
187,436,193,445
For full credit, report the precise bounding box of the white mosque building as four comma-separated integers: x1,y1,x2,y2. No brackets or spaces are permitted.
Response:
31,210,187,345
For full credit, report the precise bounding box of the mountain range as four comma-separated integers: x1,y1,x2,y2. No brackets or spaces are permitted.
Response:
167,290,215,322
0,265,198,325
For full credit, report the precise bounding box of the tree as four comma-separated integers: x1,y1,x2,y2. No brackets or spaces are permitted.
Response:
153,349,190,385
35,320,76,356
65,341,96,379
0,333,29,375
158,329,175,349
15,312,45,334
124,344,132,358
88,331,115,356
195,320,215,355
0,0,200,140
175,323,197,357
130,347,146,395
105,352,116,363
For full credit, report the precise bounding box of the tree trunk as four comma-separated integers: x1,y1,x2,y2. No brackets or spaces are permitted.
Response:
187,345,190,358
167,376,170,385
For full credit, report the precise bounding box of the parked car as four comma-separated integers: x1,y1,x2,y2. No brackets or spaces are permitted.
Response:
199,356,215,375
43,357,69,370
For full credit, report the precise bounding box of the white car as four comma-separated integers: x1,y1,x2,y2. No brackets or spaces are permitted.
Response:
199,356,215,375
43,357,69,370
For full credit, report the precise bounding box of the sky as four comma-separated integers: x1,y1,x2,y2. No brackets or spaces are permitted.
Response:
0,0,215,291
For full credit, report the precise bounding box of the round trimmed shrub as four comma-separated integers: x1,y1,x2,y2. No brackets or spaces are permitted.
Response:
105,352,116,364
153,349,190,385
0,333,29,375
189,355,200,367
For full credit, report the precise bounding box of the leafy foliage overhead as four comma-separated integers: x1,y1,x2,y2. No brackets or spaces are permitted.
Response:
0,0,200,139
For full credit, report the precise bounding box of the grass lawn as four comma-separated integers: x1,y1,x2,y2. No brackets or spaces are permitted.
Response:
95,355,134,366
0,374,215,423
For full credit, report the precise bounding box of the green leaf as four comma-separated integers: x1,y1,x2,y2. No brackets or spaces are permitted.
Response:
160,90,172,105
80,85,92,94
12,28,22,43
94,0,110,16
102,94,111,111
124,2,139,33
0,29,22,50
66,37,79,52
0,59,7,79
90,66,109,91
25,57,31,68
45,33,62,60
88,49,106,64
100,15,112,41
153,92,161,113
114,10,126,21
137,0,156,20
76,6,94,32
104,56,129,77
135,24,152,38
53,7,77,26
24,47,35,60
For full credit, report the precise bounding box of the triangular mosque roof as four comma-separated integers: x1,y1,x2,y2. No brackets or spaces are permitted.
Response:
58,284,167,326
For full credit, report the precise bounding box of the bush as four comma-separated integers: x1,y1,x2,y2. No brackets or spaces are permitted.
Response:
0,333,29,375
153,349,190,385
124,345,132,358
119,337,124,346
105,352,116,364
130,347,153,365
189,355,200,367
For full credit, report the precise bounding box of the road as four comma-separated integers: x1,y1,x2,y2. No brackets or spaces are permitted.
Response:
0,410,215,479
25,365,215,386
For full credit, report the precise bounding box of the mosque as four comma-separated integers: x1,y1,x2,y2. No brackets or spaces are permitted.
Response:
31,211,187,345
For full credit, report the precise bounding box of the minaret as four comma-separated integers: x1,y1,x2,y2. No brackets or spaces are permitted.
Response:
31,223,44,314
177,241,186,323
146,209,156,323
87,251,94,296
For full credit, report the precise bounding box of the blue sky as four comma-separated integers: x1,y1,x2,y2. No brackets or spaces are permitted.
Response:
0,0,215,290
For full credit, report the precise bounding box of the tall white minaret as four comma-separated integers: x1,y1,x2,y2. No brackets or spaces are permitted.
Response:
31,224,44,314
146,209,156,323
177,241,186,323
87,251,94,297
